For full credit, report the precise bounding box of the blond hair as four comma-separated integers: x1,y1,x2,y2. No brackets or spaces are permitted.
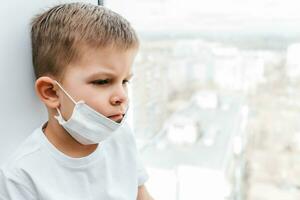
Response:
31,3,139,79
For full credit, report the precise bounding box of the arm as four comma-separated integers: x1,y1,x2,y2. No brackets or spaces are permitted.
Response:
137,185,154,200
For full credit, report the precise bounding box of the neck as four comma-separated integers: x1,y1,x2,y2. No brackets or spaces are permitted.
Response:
43,115,99,158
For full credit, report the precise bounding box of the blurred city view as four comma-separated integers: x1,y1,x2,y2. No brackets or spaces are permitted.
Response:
107,0,300,199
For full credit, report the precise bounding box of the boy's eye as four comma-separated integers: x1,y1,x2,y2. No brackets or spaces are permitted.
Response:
92,79,110,85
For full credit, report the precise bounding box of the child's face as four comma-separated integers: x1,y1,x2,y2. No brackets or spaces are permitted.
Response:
56,46,137,122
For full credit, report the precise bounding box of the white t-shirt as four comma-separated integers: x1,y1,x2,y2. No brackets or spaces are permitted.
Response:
0,122,148,200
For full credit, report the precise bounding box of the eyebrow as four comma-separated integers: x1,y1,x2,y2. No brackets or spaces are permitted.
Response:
88,71,134,79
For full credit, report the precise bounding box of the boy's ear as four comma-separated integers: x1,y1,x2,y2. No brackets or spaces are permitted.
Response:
35,76,59,109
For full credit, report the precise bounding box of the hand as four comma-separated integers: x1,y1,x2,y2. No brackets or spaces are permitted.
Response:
137,185,155,200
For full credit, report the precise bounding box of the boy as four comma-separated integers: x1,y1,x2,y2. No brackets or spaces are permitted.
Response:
0,3,154,200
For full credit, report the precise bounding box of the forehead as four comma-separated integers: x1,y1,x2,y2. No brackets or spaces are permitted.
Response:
65,45,137,78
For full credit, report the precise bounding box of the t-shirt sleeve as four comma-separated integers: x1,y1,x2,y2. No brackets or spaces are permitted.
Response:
0,167,36,200
136,152,149,186
126,126,149,186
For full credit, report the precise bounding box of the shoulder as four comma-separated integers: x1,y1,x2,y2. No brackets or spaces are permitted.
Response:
1,127,43,177
0,161,37,199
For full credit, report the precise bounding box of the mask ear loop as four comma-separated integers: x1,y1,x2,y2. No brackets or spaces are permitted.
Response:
54,81,77,122
54,108,65,123
54,81,77,105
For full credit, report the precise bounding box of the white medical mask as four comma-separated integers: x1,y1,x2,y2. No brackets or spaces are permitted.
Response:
54,81,128,145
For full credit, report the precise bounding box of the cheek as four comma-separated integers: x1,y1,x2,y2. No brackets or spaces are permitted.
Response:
85,93,111,114
60,95,76,120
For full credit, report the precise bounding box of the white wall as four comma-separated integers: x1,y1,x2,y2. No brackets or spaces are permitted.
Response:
0,0,97,166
